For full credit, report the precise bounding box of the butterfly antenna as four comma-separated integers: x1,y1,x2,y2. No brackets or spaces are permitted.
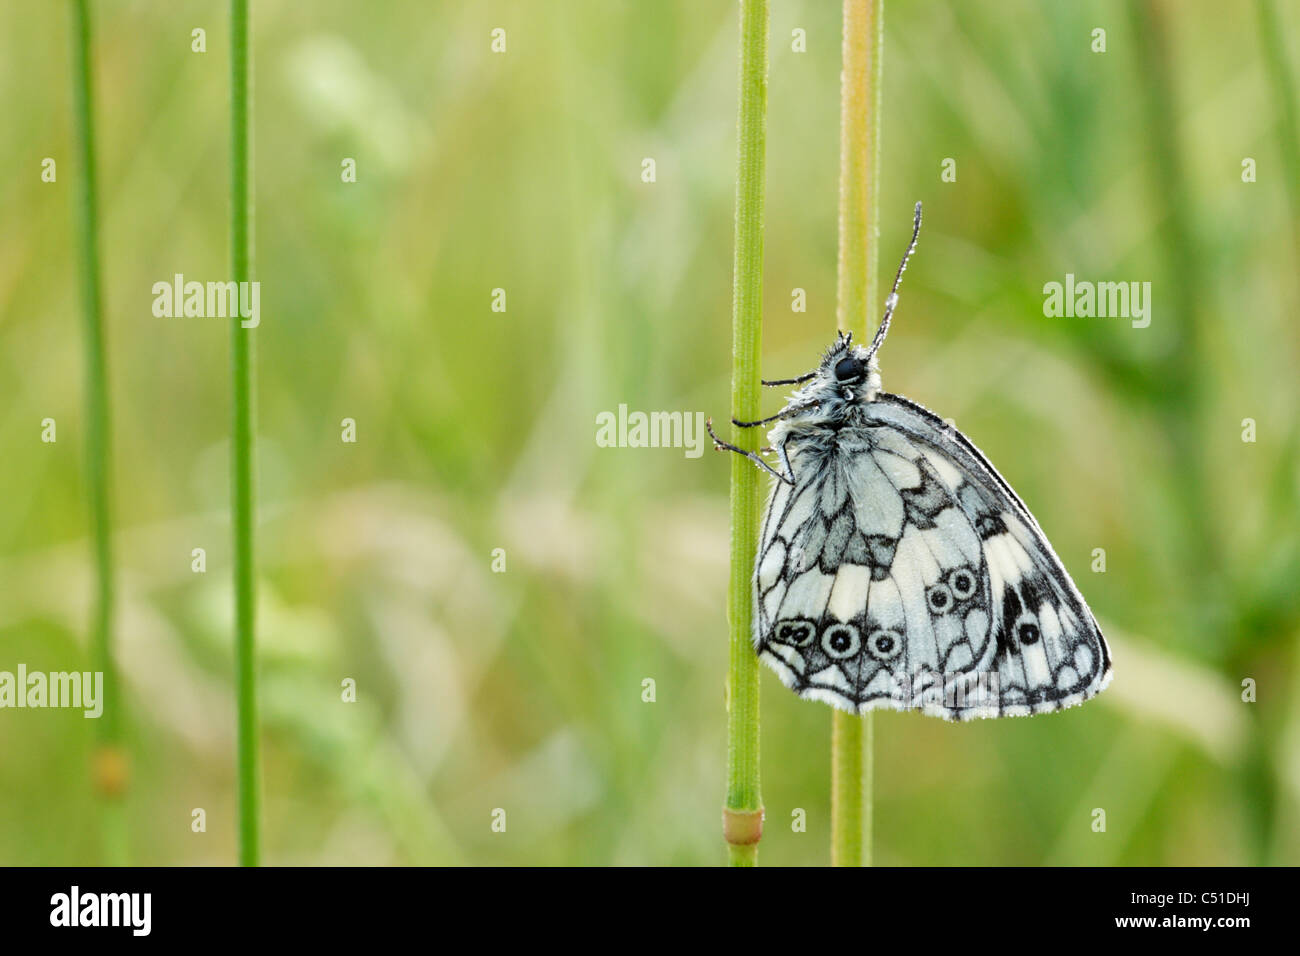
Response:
864,201,922,366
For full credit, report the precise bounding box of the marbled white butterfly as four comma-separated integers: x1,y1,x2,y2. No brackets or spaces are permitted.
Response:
710,203,1112,720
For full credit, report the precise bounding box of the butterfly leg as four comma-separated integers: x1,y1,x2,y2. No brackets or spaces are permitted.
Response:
731,400,820,428
706,418,795,485
761,371,814,387
773,440,794,482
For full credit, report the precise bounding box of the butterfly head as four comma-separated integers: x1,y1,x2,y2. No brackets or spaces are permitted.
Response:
797,330,882,413
772,204,923,427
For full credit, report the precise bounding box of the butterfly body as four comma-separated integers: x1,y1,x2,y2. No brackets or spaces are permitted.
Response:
715,204,1112,720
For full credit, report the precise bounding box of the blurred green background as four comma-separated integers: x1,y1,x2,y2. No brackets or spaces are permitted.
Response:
2,0,1298,866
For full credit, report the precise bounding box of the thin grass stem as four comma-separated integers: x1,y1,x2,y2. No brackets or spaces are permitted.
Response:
723,0,770,868
830,0,883,869
69,0,127,866
230,0,260,867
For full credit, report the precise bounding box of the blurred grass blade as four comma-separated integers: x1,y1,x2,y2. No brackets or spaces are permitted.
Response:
230,0,261,867
69,0,127,865
1257,0,1300,259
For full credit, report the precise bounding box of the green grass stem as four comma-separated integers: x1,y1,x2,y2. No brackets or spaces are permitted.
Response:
230,0,261,867
69,0,127,865
723,0,770,868
830,0,883,869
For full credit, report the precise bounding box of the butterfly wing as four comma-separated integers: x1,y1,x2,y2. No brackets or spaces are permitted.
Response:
753,392,1112,720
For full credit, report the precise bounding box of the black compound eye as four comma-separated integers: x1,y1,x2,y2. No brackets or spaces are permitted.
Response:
834,355,865,382
1017,622,1040,645
776,621,814,647
867,629,903,661
926,583,954,614
821,623,861,659
948,568,977,600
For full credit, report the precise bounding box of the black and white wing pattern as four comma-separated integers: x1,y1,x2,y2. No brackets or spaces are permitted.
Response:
753,392,1112,720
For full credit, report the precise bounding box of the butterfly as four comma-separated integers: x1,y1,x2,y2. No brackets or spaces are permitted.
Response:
709,202,1112,720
